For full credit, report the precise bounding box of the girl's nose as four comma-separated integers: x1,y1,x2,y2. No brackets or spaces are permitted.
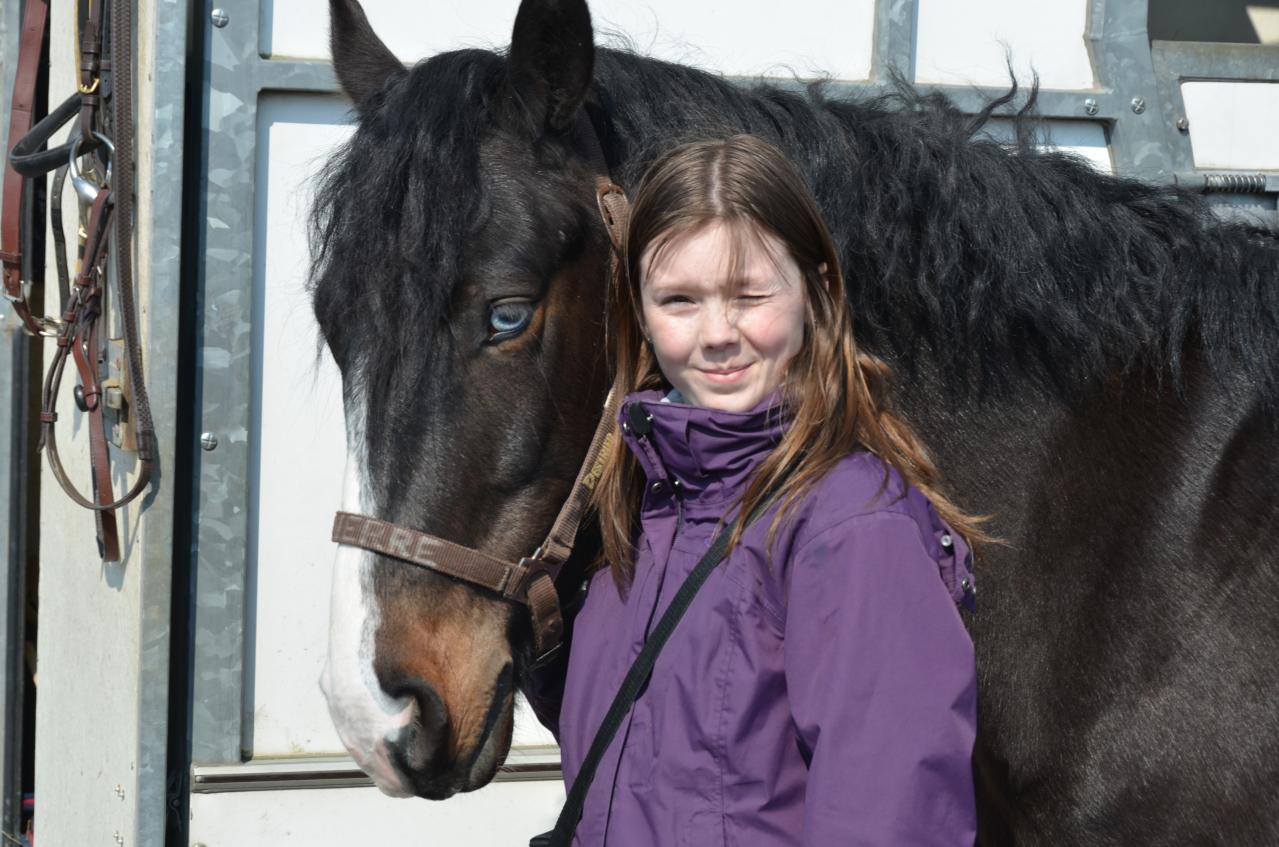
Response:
699,303,740,349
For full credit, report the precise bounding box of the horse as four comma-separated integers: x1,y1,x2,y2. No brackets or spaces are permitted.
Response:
310,0,1279,841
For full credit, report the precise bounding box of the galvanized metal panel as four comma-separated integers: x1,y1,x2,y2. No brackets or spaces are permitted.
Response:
264,0,878,81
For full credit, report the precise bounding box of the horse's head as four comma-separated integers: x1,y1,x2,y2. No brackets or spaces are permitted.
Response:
314,0,612,799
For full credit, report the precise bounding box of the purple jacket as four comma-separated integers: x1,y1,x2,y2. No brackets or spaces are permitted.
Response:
554,388,978,846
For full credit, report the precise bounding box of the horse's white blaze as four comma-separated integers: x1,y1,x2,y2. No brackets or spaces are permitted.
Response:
319,444,415,797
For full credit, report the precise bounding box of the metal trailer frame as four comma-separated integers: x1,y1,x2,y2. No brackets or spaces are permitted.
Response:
184,0,1279,807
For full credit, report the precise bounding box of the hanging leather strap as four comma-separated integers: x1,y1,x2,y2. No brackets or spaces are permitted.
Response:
2,0,54,337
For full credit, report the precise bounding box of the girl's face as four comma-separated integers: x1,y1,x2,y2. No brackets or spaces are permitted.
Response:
638,220,809,413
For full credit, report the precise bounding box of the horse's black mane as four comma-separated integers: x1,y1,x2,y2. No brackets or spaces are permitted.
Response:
311,45,1279,406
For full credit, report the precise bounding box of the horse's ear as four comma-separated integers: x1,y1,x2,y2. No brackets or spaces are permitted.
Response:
329,0,403,114
506,0,595,135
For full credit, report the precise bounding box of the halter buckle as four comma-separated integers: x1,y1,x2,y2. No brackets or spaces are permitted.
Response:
530,640,564,670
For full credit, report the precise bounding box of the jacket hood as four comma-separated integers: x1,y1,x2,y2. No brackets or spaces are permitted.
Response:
618,387,792,508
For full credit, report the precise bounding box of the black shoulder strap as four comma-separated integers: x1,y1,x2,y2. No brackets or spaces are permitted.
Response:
541,500,771,847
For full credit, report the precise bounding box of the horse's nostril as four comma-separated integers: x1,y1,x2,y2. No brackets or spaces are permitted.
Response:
388,678,449,773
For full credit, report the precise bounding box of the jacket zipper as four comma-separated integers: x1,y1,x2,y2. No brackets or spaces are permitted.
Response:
672,477,685,542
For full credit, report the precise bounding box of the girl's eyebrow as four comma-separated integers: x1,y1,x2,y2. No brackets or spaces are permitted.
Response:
649,269,776,289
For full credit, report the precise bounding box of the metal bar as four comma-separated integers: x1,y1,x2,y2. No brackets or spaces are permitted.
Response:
190,748,563,793
0,1,29,839
870,0,919,83
135,1,191,844
191,0,264,766
767,76,1127,121
1150,41,1279,82
1086,0,1187,180
257,59,338,94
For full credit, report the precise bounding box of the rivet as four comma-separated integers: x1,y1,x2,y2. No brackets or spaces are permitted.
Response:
940,533,953,548
1130,97,1146,114
200,432,219,451
1176,116,1189,132
210,8,229,27
1083,98,1098,116
961,577,971,590
650,481,665,494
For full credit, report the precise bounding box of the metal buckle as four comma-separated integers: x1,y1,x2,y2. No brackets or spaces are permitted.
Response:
34,315,64,337
530,640,563,670
3,282,64,337
68,131,114,204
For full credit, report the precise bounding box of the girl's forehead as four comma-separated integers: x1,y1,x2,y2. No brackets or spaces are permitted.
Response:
640,220,796,288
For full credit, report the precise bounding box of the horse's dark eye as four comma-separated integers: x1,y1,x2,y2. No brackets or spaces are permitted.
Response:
487,300,535,340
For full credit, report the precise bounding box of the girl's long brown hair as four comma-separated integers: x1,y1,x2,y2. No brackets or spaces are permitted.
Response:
593,134,993,586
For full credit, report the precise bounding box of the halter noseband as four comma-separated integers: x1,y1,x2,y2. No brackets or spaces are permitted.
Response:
331,110,628,667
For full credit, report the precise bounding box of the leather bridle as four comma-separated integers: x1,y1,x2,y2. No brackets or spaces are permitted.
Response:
4,0,155,561
331,110,629,666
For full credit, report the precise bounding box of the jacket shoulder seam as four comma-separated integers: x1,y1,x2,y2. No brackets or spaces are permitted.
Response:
792,510,930,563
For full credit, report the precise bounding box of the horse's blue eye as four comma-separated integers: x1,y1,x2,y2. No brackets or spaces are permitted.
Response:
487,300,534,339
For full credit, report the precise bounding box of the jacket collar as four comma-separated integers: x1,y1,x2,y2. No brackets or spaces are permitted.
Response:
618,387,792,507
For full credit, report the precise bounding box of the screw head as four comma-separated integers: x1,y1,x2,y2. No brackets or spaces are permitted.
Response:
1176,116,1190,132
200,432,219,452
1083,98,1098,116
1130,97,1146,114
211,8,229,27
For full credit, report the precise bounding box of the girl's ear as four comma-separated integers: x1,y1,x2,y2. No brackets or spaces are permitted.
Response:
818,261,828,275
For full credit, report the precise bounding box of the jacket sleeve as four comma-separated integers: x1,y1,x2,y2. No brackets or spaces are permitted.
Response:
782,511,977,846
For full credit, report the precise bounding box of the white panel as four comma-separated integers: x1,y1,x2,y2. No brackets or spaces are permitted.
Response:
251,94,556,757
1246,6,1279,44
1181,81,1279,171
982,118,1113,174
252,95,353,756
265,0,876,81
189,781,565,845
915,0,1095,90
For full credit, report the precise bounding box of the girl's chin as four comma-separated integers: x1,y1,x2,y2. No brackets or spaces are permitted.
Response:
685,387,765,413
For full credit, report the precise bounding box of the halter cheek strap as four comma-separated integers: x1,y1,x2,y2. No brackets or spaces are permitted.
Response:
332,108,628,665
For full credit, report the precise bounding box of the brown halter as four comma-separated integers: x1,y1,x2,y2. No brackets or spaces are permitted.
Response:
332,110,629,666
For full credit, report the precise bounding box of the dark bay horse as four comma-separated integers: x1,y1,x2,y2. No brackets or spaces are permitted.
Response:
311,0,1279,841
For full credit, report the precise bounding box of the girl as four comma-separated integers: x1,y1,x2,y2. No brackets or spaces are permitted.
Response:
553,134,985,845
